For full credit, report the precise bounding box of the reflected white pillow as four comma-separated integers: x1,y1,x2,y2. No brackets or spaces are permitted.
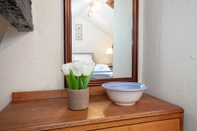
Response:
72,54,94,63
95,64,110,71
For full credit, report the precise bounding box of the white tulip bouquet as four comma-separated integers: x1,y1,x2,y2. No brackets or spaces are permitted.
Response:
62,60,95,90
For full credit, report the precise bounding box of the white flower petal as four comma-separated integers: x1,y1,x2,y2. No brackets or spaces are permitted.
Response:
70,60,83,76
62,60,95,77
83,61,95,76
62,63,71,75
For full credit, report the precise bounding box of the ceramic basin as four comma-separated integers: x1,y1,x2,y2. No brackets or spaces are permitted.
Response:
102,82,148,106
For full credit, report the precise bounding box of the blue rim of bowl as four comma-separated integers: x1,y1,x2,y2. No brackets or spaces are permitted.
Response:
102,82,148,91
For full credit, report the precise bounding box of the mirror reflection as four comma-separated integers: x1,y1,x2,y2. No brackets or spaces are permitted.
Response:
71,0,133,79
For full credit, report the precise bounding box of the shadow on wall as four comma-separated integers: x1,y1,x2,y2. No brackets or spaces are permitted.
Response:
0,15,8,44
0,15,27,52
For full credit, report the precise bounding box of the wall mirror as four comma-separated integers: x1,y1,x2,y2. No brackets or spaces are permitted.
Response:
64,0,138,86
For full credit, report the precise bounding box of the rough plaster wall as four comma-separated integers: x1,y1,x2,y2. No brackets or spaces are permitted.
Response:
72,16,112,64
113,0,132,78
142,0,197,130
0,15,9,44
0,0,64,111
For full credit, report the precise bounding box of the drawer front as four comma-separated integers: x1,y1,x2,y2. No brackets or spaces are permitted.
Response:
99,119,180,131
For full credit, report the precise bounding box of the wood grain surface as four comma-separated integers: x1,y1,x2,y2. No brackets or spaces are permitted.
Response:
0,90,184,131
99,119,180,131
12,87,106,101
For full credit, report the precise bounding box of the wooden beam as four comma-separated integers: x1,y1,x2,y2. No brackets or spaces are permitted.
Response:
106,0,114,9
0,0,33,32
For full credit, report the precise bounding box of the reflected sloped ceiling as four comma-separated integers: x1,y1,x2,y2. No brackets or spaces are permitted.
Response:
72,0,113,37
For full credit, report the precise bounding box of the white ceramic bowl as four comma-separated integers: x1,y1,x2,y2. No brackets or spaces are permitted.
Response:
102,82,148,106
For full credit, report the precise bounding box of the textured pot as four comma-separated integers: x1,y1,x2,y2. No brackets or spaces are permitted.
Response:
68,88,89,110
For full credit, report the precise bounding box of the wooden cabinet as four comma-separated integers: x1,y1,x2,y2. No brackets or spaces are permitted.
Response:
99,119,180,131
0,88,184,131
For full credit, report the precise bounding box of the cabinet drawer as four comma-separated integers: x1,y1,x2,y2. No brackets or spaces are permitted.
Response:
99,119,180,131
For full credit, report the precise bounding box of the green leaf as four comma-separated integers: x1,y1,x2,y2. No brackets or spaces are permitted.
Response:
70,71,78,90
83,73,92,88
82,75,86,89
65,75,71,88
79,76,83,89
65,71,92,90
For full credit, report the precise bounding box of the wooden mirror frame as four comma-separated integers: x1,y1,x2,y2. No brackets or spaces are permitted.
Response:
64,0,138,87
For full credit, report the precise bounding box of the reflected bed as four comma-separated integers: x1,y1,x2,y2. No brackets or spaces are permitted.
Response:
72,53,113,79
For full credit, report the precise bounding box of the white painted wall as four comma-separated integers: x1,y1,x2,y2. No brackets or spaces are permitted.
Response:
0,0,64,111
113,0,132,78
0,16,8,44
72,16,112,64
142,0,197,130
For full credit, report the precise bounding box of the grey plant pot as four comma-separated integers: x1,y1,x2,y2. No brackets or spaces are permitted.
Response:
67,88,89,110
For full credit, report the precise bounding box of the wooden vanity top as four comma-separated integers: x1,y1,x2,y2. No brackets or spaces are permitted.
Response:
0,88,184,131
